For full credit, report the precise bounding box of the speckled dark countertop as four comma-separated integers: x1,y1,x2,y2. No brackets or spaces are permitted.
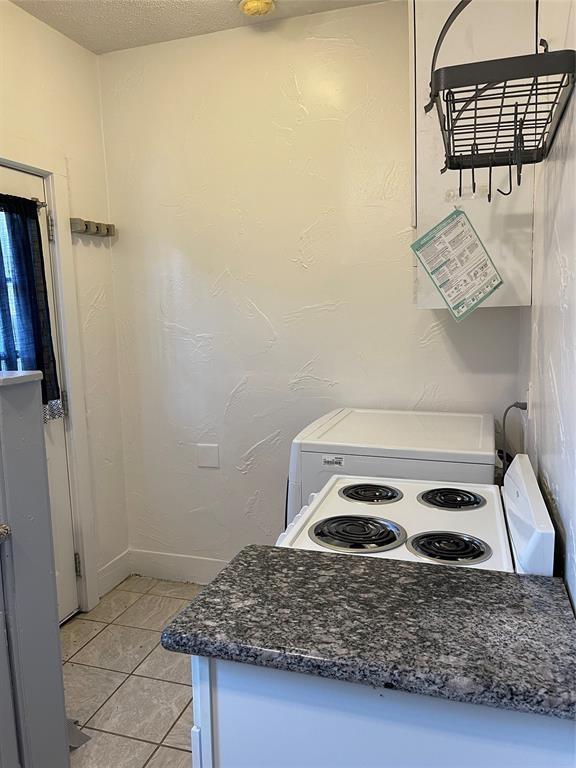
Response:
162,544,576,719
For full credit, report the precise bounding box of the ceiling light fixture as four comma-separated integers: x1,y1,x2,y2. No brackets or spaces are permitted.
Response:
239,0,275,17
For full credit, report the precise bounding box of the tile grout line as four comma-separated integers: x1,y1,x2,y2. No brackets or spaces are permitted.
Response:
82,724,191,753
66,624,161,668
111,585,188,629
132,625,174,673
61,619,108,662
82,724,164,747
141,746,162,767
74,663,127,729
65,596,190,677
142,742,193,768
63,577,196,758
157,697,192,747
66,658,192,688
62,624,161,674
140,740,193,768
79,590,147,624
111,594,189,627
71,619,191,743
78,576,164,625
80,593,186,629
82,683,191,750
68,647,192,728
76,575,198,626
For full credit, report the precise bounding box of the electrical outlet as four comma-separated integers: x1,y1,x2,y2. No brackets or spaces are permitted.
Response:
197,444,220,468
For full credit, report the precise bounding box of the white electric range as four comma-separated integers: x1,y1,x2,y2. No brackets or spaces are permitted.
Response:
277,454,554,576
286,408,496,526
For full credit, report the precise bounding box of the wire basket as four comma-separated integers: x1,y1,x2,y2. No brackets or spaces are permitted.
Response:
424,1,576,200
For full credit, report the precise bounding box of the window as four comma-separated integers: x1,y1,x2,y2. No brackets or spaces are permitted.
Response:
0,194,59,405
0,212,26,371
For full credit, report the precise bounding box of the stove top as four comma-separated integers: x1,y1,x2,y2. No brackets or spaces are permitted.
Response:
278,474,514,572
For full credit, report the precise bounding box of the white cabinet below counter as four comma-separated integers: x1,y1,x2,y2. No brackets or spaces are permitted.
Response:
191,656,575,768
411,0,536,308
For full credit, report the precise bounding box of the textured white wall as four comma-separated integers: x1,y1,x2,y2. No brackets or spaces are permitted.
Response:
100,2,525,579
0,1,128,582
527,0,576,602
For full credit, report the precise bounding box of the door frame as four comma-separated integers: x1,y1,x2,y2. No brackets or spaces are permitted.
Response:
0,144,99,611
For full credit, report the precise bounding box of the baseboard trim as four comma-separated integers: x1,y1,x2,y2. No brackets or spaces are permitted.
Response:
98,548,131,596
129,548,228,585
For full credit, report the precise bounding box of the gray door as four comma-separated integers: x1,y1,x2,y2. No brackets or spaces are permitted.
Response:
0,375,69,768
0,551,20,768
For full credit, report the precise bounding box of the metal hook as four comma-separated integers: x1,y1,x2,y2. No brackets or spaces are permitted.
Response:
470,142,479,194
498,151,513,196
512,103,524,187
516,118,524,187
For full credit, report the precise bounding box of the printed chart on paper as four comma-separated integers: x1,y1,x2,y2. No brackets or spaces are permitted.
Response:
411,209,503,320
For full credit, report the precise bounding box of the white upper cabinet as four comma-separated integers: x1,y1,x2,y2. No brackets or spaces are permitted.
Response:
411,0,536,308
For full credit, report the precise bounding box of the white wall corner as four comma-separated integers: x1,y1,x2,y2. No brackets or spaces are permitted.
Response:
98,548,132,596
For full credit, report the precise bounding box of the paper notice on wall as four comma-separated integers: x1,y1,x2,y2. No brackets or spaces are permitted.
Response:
411,210,503,321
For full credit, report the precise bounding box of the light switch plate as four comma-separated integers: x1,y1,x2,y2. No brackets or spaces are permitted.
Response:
197,444,219,468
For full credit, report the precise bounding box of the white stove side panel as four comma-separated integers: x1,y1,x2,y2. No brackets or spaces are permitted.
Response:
300,453,495,514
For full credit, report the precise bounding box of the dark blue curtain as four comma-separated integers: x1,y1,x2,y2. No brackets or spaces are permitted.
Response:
0,194,59,404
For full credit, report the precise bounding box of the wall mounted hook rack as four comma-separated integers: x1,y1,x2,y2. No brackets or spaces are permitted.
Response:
70,218,116,237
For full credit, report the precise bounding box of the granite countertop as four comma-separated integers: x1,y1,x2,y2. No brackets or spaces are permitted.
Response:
162,544,576,720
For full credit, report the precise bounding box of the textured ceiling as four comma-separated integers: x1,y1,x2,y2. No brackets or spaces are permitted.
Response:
13,0,385,54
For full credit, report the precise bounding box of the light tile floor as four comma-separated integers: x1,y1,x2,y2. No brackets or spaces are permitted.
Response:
62,576,203,768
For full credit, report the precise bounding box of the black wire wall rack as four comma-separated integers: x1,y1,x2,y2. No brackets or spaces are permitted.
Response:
424,0,576,201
